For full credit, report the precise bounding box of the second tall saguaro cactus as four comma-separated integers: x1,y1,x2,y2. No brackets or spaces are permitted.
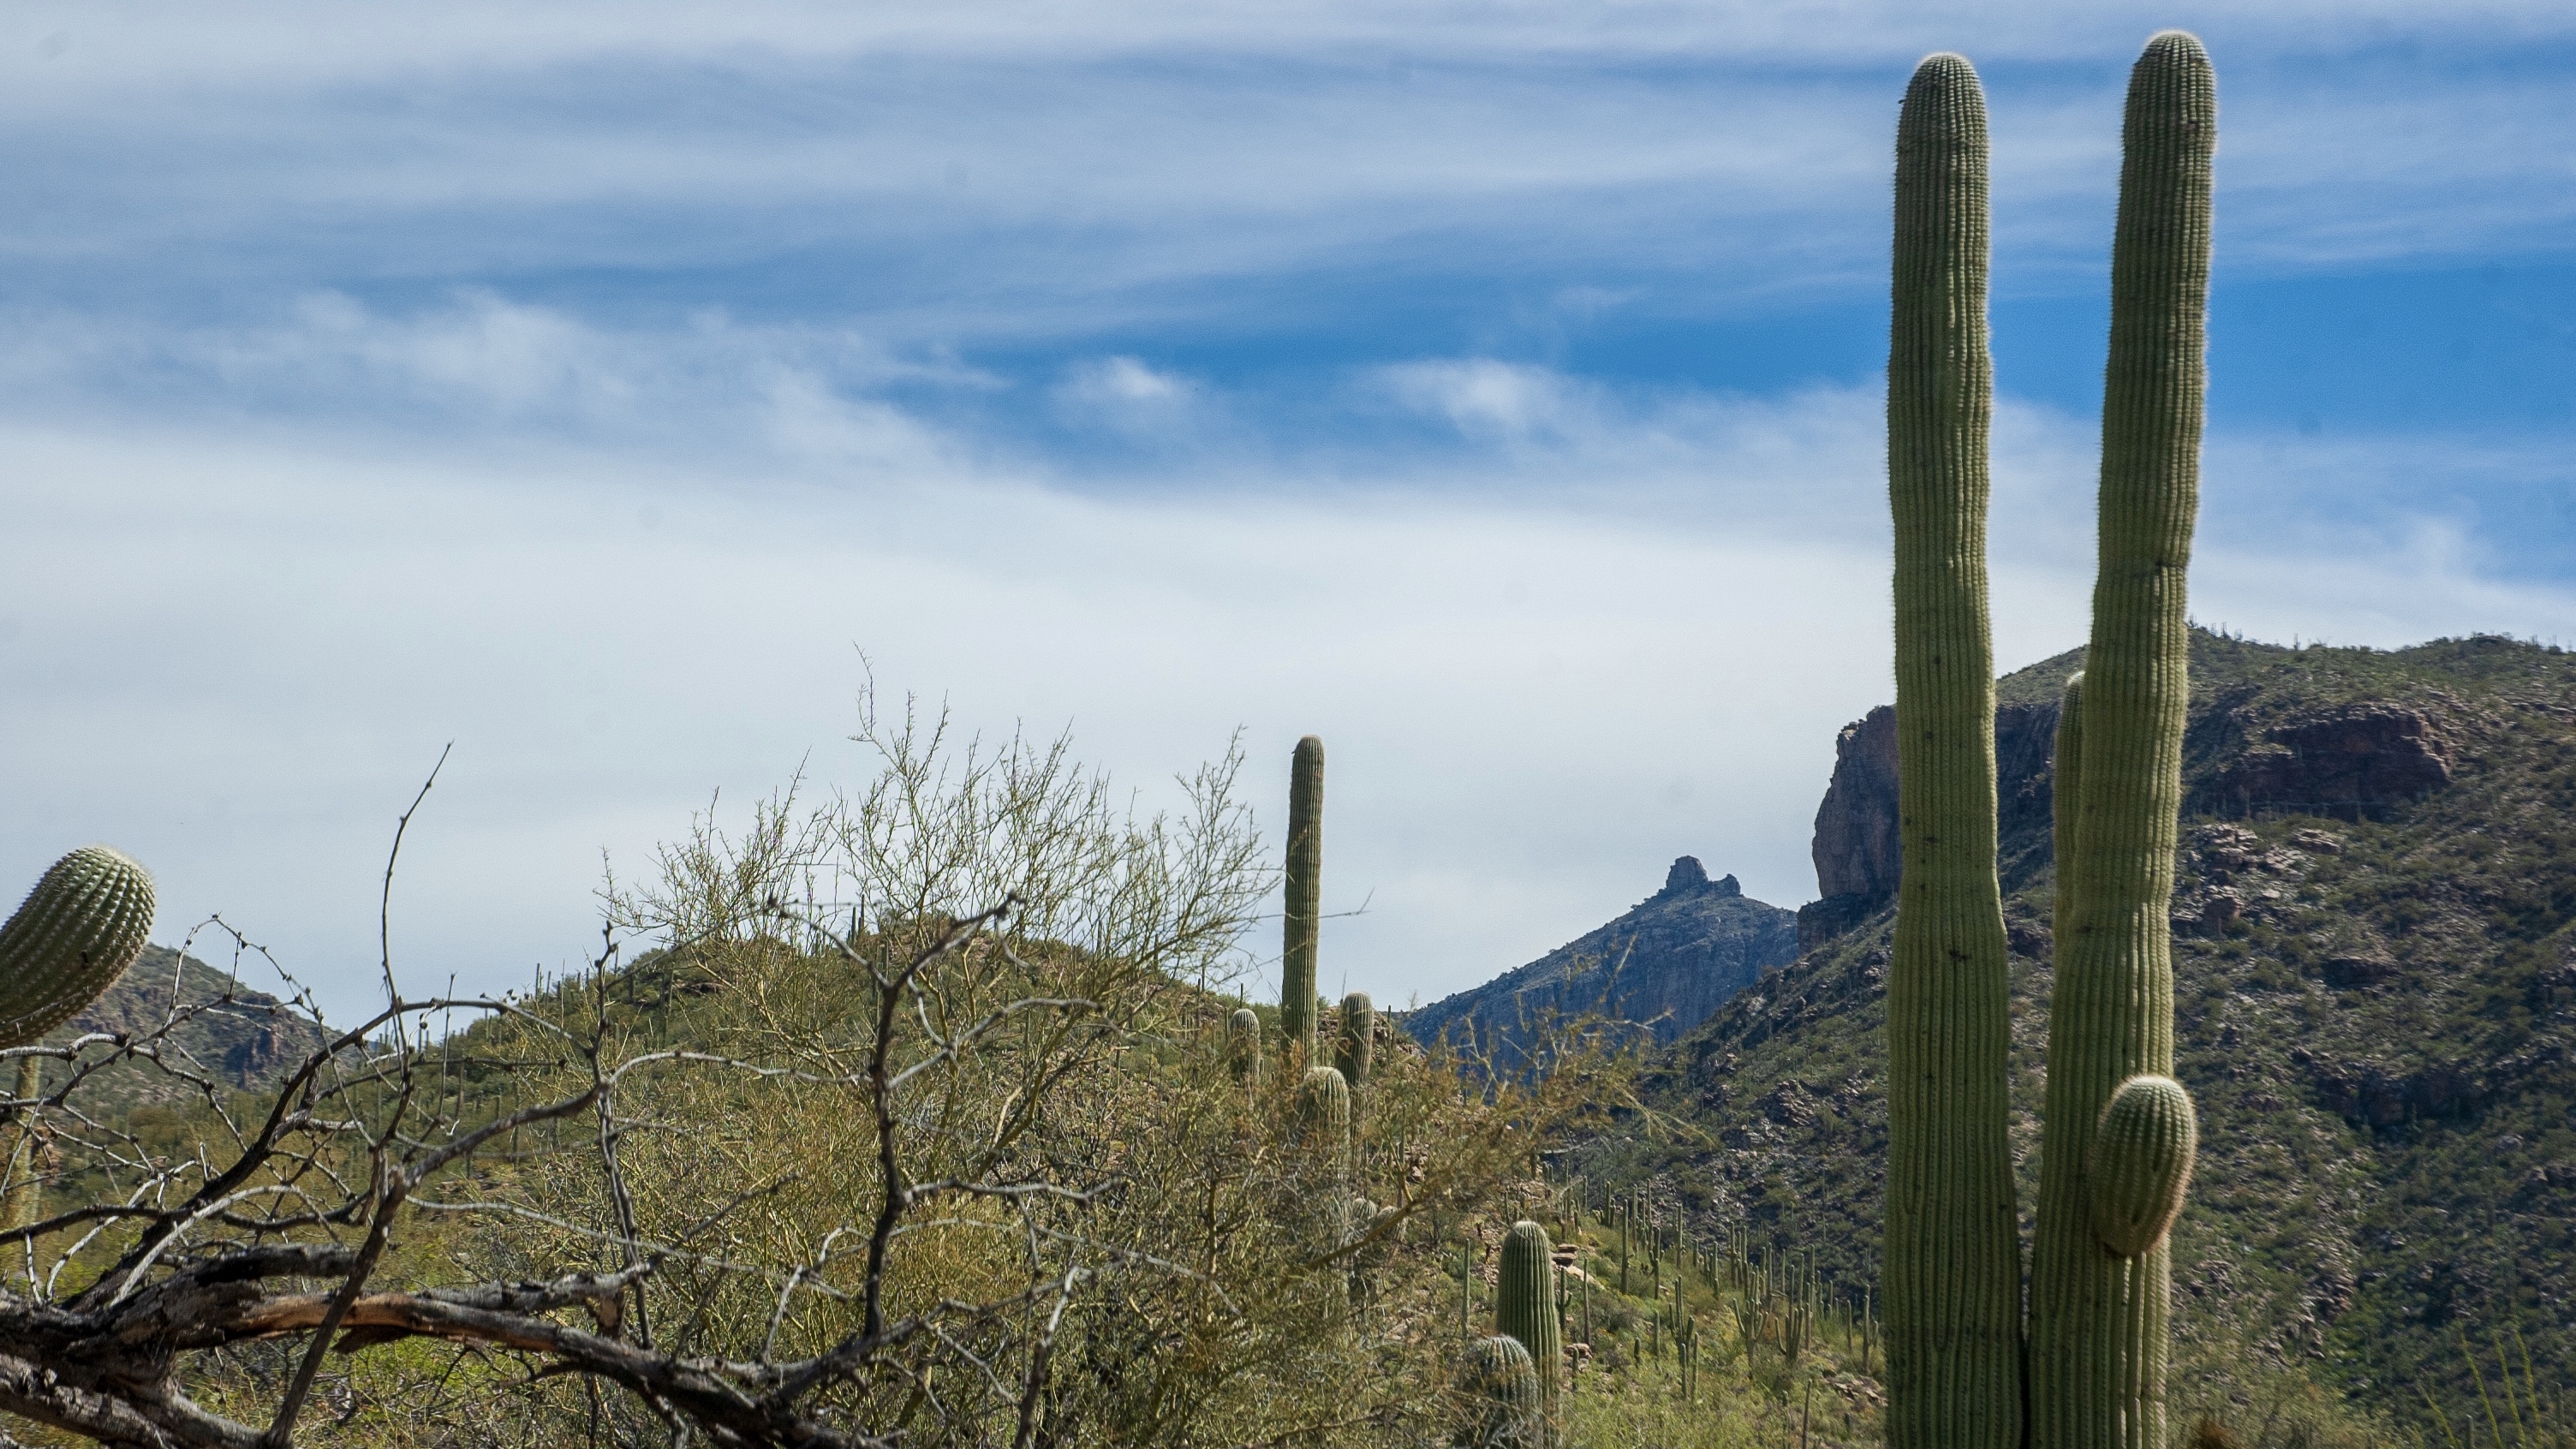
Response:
1282,736,1325,1063
1883,50,2025,1449
2028,33,2215,1449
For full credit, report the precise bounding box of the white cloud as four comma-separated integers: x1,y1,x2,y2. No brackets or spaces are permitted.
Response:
4,341,2570,1024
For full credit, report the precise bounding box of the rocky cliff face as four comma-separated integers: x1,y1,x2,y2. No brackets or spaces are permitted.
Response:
1797,697,2061,951
1403,856,1798,1061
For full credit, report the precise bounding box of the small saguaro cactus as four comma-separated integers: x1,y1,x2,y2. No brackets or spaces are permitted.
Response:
1226,1007,1264,1086
1494,1220,1561,1438
1335,990,1374,1086
1292,1064,1351,1185
1281,736,1325,1062
1455,1335,1546,1449
0,846,157,1047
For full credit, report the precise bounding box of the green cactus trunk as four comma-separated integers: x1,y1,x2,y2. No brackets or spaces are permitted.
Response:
1882,51,2025,1449
0,847,156,1047
1335,991,1374,1086
1282,736,1324,1064
2028,33,2215,1449
1494,1219,1561,1442
1458,1334,1547,1449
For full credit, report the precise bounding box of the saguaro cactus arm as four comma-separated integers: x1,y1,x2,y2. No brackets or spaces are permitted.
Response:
2085,1074,2198,1258
0,847,157,1048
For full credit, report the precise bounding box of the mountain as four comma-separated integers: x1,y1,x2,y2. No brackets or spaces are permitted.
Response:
33,945,331,1113
1589,630,2573,1433
1403,855,1798,1059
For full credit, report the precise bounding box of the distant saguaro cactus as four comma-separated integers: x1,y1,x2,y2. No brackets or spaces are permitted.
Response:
1494,1220,1561,1440
1456,1335,1546,1449
1281,737,1325,1062
1226,1007,1264,1086
1293,1064,1351,1186
1334,991,1374,1086
0,846,156,1047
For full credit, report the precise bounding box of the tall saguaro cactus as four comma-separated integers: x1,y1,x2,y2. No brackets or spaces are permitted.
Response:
1494,1220,1561,1442
1882,51,2025,1449
1282,736,1325,1062
2029,33,2215,1449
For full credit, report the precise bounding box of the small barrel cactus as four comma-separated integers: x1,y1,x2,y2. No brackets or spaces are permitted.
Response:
1226,1007,1264,1086
2084,1074,2199,1257
0,847,156,1047
1455,1334,1546,1449
1335,990,1374,1086
1494,1220,1561,1434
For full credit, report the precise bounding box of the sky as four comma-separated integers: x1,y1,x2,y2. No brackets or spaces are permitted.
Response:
2,2,2571,1025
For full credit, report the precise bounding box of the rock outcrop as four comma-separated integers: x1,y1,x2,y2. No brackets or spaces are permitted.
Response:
1798,698,2060,951
2203,702,2453,820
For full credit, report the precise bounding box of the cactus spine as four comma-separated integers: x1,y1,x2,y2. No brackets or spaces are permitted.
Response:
1883,51,2025,1449
2029,34,2214,1449
1494,1220,1561,1440
1457,1334,1546,1449
0,847,156,1047
1282,736,1325,1063
1227,1007,1264,1086
1335,990,1374,1086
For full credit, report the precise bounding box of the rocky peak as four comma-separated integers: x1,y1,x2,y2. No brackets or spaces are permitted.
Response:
1659,856,1741,899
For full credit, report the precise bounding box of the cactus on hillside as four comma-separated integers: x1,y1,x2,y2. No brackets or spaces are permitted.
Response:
1494,1220,1561,1440
1335,991,1374,1086
1882,49,2026,1449
1227,1007,1264,1086
1,846,157,1048
1281,736,1325,1062
2028,33,2215,1449
1455,1334,1546,1449
1293,1064,1351,1186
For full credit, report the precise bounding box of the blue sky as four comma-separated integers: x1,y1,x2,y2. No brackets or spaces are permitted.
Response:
2,2,2571,1022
